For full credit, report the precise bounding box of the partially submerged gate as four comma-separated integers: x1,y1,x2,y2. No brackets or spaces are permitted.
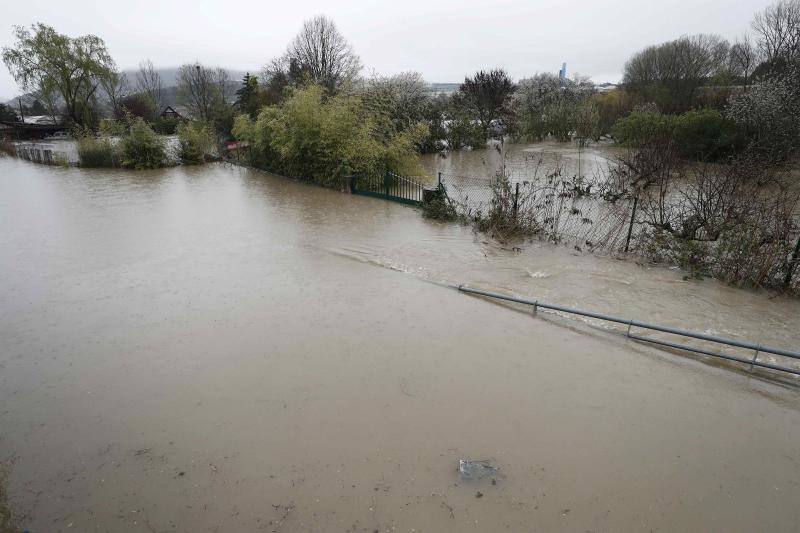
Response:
352,171,425,206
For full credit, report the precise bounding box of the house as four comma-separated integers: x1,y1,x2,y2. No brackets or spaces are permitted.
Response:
160,106,187,120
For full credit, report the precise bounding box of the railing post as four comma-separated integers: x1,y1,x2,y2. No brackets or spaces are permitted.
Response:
750,345,761,372
438,172,442,187
384,170,390,197
513,182,520,221
785,235,800,288
624,196,639,253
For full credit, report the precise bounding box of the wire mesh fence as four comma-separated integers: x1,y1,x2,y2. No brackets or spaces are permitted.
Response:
439,170,637,254
438,166,800,289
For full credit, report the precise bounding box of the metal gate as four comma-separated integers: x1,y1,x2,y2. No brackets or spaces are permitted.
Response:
352,171,425,206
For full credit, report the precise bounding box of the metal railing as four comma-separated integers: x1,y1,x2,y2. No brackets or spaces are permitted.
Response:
457,285,800,376
352,171,425,206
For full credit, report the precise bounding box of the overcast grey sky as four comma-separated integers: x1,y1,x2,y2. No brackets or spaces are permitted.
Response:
0,0,774,100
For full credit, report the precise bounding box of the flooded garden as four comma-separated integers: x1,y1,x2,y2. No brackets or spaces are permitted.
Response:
2,155,800,532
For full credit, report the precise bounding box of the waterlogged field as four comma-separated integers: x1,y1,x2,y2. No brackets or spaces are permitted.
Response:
1,156,800,532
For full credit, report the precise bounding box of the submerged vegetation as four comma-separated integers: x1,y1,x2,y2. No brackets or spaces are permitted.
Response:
177,121,215,165
75,117,165,169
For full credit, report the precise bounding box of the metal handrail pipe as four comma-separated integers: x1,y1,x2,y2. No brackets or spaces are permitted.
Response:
629,334,800,376
457,285,800,361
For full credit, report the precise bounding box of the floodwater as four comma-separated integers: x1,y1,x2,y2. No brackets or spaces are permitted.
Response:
1,156,800,532
419,140,621,182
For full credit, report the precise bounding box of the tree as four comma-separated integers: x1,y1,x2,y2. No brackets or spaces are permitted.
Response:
136,59,163,111
751,0,800,65
511,73,594,141
0,103,17,121
100,70,129,118
358,71,431,140
2,23,116,126
284,15,361,93
458,69,516,139
119,93,157,120
234,73,261,118
233,84,424,187
260,57,305,105
177,63,226,121
574,99,600,146
727,64,800,161
728,35,760,90
623,34,730,113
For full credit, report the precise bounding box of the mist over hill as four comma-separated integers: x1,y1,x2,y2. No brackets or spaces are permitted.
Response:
4,67,253,108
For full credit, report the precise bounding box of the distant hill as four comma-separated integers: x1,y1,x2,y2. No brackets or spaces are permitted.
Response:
4,67,253,108
119,66,252,88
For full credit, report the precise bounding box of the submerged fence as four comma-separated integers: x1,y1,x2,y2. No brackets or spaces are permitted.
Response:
458,285,800,377
352,171,426,206
439,171,636,254
438,170,800,289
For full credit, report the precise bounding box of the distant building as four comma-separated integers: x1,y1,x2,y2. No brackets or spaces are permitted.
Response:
558,63,567,82
596,82,619,93
20,115,61,125
160,106,187,120
428,83,460,96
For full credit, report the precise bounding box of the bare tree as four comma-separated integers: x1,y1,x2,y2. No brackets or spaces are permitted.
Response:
136,59,163,111
728,35,760,90
286,15,361,92
752,0,800,63
623,34,730,113
214,67,233,104
100,70,129,118
177,63,225,121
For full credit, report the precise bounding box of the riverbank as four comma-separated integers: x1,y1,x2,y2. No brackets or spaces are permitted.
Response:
2,158,800,531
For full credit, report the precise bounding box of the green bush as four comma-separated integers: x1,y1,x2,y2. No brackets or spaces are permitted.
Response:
612,109,741,160
233,85,425,187
120,118,166,169
671,109,740,160
98,118,127,136
77,135,120,168
611,111,676,146
422,184,458,221
151,117,179,135
177,121,216,164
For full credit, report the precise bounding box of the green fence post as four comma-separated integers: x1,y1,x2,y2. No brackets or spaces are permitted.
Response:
384,170,390,197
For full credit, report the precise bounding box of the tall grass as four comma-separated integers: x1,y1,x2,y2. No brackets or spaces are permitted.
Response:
77,136,120,168
0,138,15,157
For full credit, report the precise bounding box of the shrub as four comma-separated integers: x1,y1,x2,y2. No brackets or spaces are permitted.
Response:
98,119,127,136
77,135,120,168
422,184,458,221
234,84,425,186
0,138,15,157
611,111,676,146
120,118,166,169
177,121,216,164
612,109,741,160
671,109,740,160
151,117,179,135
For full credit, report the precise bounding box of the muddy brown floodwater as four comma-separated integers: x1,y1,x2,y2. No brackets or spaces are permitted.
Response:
1,156,800,532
